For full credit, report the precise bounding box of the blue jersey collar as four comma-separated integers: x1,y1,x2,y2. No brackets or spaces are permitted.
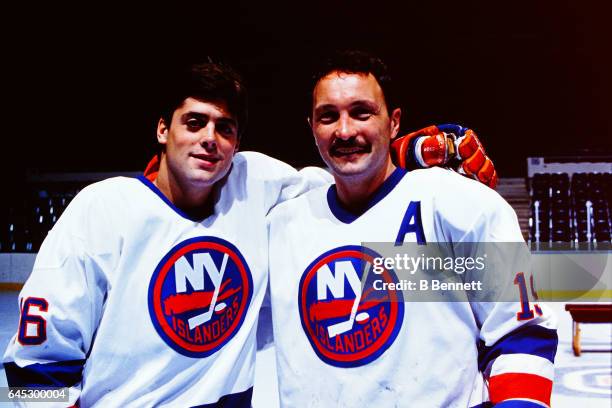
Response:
137,175,215,222
327,167,407,224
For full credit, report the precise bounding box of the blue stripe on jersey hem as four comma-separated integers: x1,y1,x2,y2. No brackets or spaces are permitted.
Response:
190,387,253,408
327,167,407,224
137,175,210,222
493,400,546,408
478,325,558,372
3,360,85,387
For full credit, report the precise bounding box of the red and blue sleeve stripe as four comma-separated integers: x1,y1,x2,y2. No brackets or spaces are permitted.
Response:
478,325,557,371
478,325,557,407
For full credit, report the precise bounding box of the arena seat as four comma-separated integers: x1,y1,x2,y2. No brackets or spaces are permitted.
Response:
530,171,612,244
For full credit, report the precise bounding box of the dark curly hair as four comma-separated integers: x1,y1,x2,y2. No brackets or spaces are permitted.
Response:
308,50,397,117
159,61,248,138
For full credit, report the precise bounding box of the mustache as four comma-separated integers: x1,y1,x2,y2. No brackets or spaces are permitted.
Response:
329,137,370,152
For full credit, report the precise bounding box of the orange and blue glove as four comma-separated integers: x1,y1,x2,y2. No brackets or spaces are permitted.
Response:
391,124,497,189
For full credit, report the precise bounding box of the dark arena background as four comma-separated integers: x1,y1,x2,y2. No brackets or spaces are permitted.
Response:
1,1,610,406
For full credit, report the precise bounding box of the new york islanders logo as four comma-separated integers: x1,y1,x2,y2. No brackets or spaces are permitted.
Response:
299,245,404,367
148,236,253,357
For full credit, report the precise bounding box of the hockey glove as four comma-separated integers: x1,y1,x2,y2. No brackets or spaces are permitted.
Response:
391,124,497,188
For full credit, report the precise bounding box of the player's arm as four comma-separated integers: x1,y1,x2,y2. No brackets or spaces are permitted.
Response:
475,303,557,408
2,191,109,407
472,258,557,408
391,124,497,188
464,199,556,407
143,152,332,213
434,172,557,407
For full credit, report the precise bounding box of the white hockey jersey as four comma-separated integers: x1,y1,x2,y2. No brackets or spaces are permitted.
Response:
268,167,557,408
3,152,330,407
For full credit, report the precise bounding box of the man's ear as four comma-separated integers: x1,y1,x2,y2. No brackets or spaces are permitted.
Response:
157,118,169,144
390,108,401,139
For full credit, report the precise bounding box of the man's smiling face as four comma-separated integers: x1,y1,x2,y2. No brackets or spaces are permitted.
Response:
310,71,400,181
157,97,239,190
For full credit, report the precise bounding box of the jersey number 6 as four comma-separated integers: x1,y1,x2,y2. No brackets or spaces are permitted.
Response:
18,297,48,345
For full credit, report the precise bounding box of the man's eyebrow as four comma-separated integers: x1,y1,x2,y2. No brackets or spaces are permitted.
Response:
182,112,208,120
313,104,336,113
182,112,237,126
216,117,238,128
349,100,378,110
314,100,379,114
215,116,237,123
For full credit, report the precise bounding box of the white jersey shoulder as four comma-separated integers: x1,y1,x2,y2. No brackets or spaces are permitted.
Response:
404,167,523,242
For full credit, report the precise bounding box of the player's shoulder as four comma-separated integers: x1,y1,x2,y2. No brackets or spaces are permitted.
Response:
407,167,508,209
409,168,522,240
49,177,140,235
268,182,329,221
60,177,142,217
233,151,294,174
406,166,483,189
73,176,142,202
228,152,304,192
